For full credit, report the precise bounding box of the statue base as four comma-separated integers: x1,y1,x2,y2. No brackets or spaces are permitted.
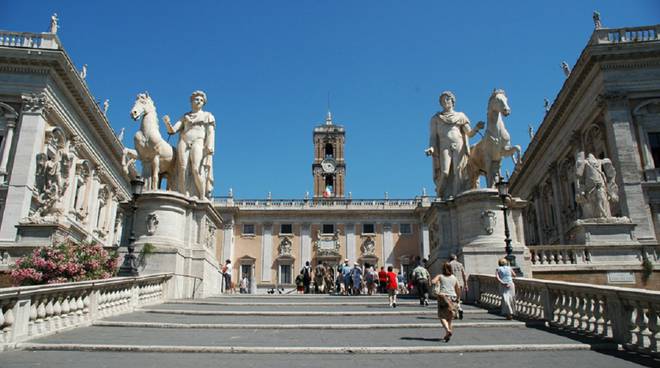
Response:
424,189,531,278
567,217,638,245
119,190,223,299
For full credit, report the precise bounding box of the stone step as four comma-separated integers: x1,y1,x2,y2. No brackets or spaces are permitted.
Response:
93,320,526,329
17,342,618,354
139,307,465,316
166,299,443,307
102,311,506,325
27,325,603,348
155,302,457,312
0,350,649,368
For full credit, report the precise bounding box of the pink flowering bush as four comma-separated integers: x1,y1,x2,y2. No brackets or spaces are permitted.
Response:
10,240,118,286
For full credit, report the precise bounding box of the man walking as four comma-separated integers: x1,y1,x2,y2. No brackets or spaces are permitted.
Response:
449,254,468,319
314,261,326,294
302,261,312,294
412,260,431,306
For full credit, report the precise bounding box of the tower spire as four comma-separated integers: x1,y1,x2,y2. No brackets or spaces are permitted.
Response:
326,92,333,125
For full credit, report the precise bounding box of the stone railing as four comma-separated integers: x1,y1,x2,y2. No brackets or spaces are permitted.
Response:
0,31,61,50
0,273,171,349
470,274,660,355
592,25,660,45
529,244,658,269
213,197,427,210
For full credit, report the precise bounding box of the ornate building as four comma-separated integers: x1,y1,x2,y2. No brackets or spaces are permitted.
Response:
0,30,130,272
510,24,660,288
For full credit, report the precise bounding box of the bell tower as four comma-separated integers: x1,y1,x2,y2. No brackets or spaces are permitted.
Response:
312,112,346,198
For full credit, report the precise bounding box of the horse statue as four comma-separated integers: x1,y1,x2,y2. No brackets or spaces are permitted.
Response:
124,93,176,191
468,89,522,188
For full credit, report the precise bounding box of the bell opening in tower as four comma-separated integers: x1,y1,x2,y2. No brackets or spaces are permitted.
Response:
324,176,334,198
325,143,334,159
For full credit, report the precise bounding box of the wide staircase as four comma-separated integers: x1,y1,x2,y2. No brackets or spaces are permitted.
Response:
1,292,656,367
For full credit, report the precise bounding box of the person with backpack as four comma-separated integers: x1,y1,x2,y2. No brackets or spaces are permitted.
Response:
302,261,312,294
295,270,305,294
412,260,431,306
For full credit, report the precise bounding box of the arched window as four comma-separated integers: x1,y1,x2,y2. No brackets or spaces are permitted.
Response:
324,143,334,158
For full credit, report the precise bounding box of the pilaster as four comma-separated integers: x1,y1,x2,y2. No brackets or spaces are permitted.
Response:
345,223,356,262
261,223,273,282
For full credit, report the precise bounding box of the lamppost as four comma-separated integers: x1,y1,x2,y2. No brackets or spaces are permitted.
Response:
118,176,144,277
495,175,523,276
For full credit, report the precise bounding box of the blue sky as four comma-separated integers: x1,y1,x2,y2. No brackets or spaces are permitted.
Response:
2,1,659,199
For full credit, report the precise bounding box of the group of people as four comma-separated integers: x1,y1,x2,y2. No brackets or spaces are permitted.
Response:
294,260,410,296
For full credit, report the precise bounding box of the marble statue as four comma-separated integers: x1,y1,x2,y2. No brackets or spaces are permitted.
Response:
561,62,571,78
103,99,109,115
575,151,619,219
80,64,87,79
128,93,176,191
528,124,534,140
544,98,550,112
117,127,125,142
468,89,521,189
425,91,483,199
32,140,72,220
49,13,59,34
163,91,215,199
593,11,602,30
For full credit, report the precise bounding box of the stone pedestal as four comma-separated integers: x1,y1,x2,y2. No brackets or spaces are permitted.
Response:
424,189,531,277
567,218,638,245
120,191,222,299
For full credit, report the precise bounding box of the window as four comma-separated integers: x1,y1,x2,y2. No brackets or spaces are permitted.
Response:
324,143,334,158
280,224,293,234
399,223,412,235
243,224,255,235
362,223,375,234
322,224,335,234
649,132,660,168
240,264,252,282
280,264,292,284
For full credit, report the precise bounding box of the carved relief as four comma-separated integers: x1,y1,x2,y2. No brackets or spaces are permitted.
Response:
481,210,497,235
21,92,51,114
206,218,217,249
146,213,159,235
313,229,341,256
29,128,73,222
278,237,292,256
360,236,376,256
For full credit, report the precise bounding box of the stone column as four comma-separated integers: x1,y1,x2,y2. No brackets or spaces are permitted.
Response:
222,221,234,263
0,111,17,183
383,223,394,266
421,223,430,259
602,94,656,241
301,223,311,265
548,163,566,242
345,223,356,262
0,93,49,241
86,171,101,233
261,223,273,282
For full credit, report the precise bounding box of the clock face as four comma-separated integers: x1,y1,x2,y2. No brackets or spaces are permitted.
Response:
321,159,336,173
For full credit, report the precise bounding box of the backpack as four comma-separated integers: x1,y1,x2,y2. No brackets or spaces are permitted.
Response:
303,266,310,280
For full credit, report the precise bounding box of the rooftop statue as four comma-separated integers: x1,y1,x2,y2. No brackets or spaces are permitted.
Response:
468,89,521,189
593,11,602,30
49,13,59,34
163,91,215,199
561,61,571,78
425,91,483,199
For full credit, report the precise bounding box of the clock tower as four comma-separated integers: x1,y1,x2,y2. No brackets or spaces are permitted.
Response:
313,111,346,198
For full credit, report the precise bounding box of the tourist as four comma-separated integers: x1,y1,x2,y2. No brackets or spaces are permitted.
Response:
431,262,460,342
412,260,431,306
314,260,326,294
397,271,408,294
295,270,305,294
386,266,398,308
239,275,248,294
378,266,388,293
496,258,516,320
448,254,468,319
301,261,312,294
325,266,335,294
341,259,352,295
365,263,377,295
223,259,233,294
350,262,363,295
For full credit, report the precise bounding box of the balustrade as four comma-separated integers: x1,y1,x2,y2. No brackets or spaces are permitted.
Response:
0,31,61,50
592,25,660,45
470,274,660,355
213,197,422,210
0,273,171,348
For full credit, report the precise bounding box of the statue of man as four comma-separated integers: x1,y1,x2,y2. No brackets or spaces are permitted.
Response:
575,151,618,219
425,91,483,199
50,13,59,34
593,11,602,30
163,91,215,199
561,62,571,78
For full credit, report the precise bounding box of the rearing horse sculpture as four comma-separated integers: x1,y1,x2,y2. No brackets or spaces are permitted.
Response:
468,89,522,188
127,93,176,191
